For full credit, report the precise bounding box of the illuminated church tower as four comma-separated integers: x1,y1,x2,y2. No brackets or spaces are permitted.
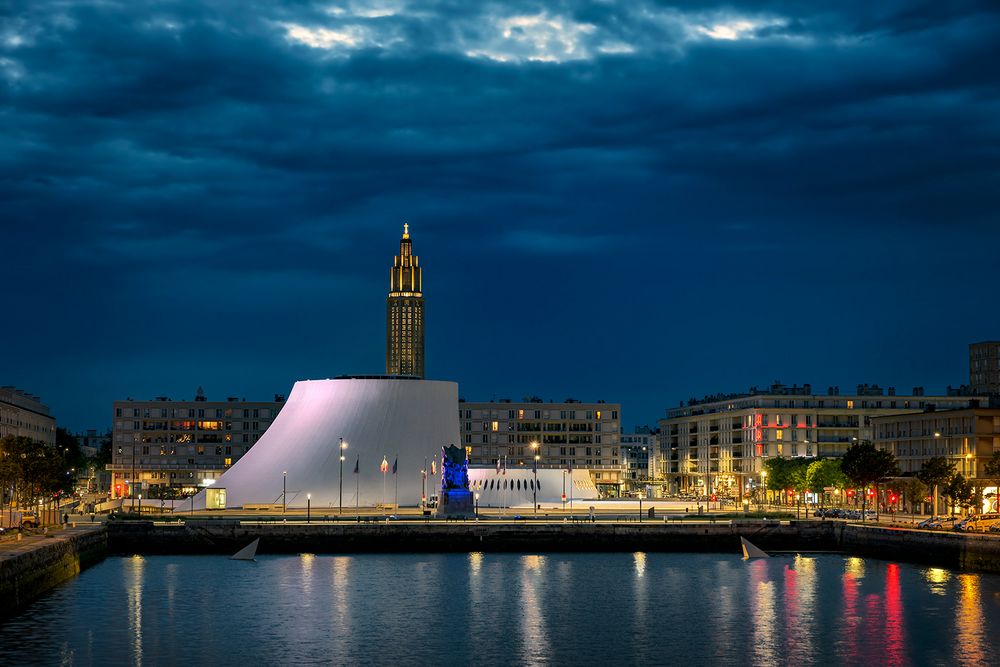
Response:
386,223,425,378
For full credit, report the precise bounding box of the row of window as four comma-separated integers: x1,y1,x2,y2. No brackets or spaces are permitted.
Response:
116,407,272,419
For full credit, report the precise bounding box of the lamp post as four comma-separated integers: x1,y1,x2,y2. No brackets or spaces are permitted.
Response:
307,493,311,523
760,468,767,511
339,438,347,515
282,471,287,514
638,491,644,522
531,442,539,516
131,433,138,511
933,431,942,516
475,492,480,519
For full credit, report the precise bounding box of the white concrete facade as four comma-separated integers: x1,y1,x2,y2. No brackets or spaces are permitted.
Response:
191,377,460,509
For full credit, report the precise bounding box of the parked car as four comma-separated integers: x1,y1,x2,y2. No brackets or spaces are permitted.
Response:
957,513,1000,532
918,516,945,529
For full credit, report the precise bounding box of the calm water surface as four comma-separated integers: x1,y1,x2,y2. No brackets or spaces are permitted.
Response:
2,552,999,666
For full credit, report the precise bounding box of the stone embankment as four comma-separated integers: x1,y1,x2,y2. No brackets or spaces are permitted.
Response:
841,523,1000,573
0,525,107,619
108,518,838,555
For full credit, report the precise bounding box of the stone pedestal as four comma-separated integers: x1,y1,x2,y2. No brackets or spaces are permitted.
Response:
435,489,474,518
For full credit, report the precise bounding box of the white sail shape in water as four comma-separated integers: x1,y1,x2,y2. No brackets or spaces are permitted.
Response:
741,536,769,559
231,538,259,561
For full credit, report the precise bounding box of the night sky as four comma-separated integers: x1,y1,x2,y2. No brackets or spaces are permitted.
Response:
3,1,999,431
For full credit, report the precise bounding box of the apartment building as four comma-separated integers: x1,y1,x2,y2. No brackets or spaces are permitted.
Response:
620,427,656,494
109,389,285,498
659,383,982,498
460,398,623,496
872,407,1000,477
970,341,1000,396
0,386,56,446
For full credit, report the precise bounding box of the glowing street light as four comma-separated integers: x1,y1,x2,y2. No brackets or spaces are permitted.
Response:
531,442,539,516
307,493,312,523
339,438,348,515
282,470,287,514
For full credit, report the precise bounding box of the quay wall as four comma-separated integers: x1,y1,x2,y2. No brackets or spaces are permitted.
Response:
108,519,839,555
0,526,107,619
840,524,1000,573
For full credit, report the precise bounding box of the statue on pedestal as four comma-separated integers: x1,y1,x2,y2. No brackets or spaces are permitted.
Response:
435,444,474,518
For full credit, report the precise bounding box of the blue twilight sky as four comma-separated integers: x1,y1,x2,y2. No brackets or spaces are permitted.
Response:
2,1,999,431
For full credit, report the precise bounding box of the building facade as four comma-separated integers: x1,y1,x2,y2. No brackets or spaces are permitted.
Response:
0,386,56,446
659,383,983,498
620,427,656,495
109,390,285,499
872,407,1000,478
460,399,623,496
386,224,425,378
970,341,1000,396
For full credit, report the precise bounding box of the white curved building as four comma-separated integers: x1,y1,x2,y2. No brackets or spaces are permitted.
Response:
191,377,459,510
468,468,598,507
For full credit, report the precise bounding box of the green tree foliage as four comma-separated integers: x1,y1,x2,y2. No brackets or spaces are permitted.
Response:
981,452,1000,512
763,457,814,505
898,477,928,514
806,459,847,511
945,473,977,514
917,456,956,489
917,456,957,516
0,435,68,507
840,441,900,519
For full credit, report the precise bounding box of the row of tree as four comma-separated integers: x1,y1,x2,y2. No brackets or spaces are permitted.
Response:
759,441,1000,516
0,428,101,509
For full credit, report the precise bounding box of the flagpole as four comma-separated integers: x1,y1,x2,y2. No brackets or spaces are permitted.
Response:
355,456,360,517
394,454,398,513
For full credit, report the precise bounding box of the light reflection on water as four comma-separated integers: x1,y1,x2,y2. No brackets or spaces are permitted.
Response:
3,553,1000,666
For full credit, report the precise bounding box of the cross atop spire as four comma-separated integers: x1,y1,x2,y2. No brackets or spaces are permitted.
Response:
403,222,409,239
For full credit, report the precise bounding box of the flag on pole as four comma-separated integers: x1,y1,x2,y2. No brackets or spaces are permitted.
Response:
431,460,436,476
353,456,359,474
502,456,506,475
392,457,397,475
496,458,501,474
380,456,389,474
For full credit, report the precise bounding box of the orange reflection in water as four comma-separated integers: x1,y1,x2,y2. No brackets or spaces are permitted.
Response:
841,563,860,664
750,560,777,666
955,574,986,667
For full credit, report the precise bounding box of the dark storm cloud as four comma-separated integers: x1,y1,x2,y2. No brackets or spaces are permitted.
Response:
1,1,999,428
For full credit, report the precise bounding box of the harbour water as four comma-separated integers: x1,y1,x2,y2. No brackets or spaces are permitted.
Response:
2,552,999,666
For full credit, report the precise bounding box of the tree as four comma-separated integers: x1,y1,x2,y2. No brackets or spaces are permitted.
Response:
898,477,928,515
841,441,900,521
763,457,812,507
918,457,956,517
981,452,1000,513
945,473,977,515
806,459,847,514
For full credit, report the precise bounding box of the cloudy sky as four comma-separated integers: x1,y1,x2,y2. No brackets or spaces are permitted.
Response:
2,1,999,430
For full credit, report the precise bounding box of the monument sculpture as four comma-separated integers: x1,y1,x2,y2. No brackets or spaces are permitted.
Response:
435,444,474,517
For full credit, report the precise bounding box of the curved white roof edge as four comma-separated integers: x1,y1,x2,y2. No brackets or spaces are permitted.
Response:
191,377,459,509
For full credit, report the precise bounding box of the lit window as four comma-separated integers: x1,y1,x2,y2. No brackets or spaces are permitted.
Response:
776,430,783,441
847,400,854,409
491,421,499,432
224,457,232,466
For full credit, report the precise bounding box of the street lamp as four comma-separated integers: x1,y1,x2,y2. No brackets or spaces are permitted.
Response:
307,493,311,523
638,490,644,522
339,438,347,515
282,471,287,514
475,492,480,518
760,468,768,511
531,442,539,516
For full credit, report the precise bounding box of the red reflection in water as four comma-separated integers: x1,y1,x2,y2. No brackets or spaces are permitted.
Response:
841,568,859,664
884,563,906,666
